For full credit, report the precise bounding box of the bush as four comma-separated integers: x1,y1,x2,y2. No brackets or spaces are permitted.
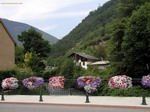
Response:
97,82,150,97
3,86,48,95
0,69,19,81
43,70,58,80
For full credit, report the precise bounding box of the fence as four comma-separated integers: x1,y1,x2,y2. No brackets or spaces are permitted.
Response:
0,78,149,105
0,79,85,95
0,78,143,95
45,81,85,95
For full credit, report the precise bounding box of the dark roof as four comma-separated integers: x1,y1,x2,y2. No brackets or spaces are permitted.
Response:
69,52,99,60
0,19,16,45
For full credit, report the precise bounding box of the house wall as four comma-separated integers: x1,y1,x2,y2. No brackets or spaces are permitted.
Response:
0,22,15,70
81,61,92,69
71,53,98,69
78,60,91,69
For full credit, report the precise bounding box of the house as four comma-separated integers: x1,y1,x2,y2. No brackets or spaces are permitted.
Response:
68,52,99,69
88,61,110,69
0,19,16,70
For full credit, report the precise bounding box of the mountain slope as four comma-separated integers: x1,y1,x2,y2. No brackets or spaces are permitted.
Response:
51,0,119,57
1,18,59,45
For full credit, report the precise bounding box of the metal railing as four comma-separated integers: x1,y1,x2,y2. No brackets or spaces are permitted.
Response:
0,78,145,95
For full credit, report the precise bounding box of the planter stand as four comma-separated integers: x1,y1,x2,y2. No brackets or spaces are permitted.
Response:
141,96,147,105
1,91,5,101
39,91,43,102
85,92,90,103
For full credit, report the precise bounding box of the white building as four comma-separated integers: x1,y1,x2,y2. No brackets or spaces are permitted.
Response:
68,52,99,69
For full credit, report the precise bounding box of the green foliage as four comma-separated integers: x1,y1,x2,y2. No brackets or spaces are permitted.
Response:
118,0,150,17
28,53,45,72
4,86,48,95
18,28,51,58
0,69,20,81
98,84,150,96
94,44,107,60
57,58,85,88
122,3,150,77
50,0,119,57
109,2,150,77
47,0,150,80
42,70,57,80
15,46,24,67
24,52,32,68
18,28,51,72
60,58,75,79
109,18,127,74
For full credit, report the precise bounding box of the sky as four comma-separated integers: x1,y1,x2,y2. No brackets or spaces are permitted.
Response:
0,0,109,39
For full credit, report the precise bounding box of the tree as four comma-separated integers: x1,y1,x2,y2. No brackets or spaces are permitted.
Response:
18,28,51,58
28,53,45,72
118,0,150,17
24,52,32,68
94,44,107,60
18,28,51,72
60,58,75,79
15,46,24,67
122,3,150,77
109,18,127,74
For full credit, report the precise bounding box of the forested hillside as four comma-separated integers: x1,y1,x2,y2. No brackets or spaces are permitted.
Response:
50,0,119,57
49,0,150,78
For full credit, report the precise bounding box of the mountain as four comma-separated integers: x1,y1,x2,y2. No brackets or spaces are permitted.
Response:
1,18,59,45
51,0,119,57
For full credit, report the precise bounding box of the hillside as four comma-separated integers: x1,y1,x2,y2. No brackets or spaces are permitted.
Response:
51,0,119,57
1,18,59,45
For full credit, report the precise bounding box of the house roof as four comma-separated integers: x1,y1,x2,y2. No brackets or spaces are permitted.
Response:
0,19,16,45
69,52,99,60
89,61,110,65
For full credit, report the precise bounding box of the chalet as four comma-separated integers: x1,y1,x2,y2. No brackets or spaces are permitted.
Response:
68,52,99,69
0,19,16,70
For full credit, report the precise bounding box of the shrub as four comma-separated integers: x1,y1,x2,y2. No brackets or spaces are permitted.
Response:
0,69,19,81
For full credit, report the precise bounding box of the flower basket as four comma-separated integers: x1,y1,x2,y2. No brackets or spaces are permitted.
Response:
22,76,44,90
141,74,150,88
77,76,101,93
1,77,18,90
49,76,65,89
108,75,132,89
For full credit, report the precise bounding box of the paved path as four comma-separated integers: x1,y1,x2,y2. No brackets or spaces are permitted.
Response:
0,95,150,108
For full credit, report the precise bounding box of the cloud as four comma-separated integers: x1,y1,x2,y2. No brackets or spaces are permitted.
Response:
0,0,93,21
0,0,109,38
41,25,58,32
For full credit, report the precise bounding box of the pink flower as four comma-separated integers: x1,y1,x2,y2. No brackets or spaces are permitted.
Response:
49,76,65,89
108,75,132,89
1,77,18,90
